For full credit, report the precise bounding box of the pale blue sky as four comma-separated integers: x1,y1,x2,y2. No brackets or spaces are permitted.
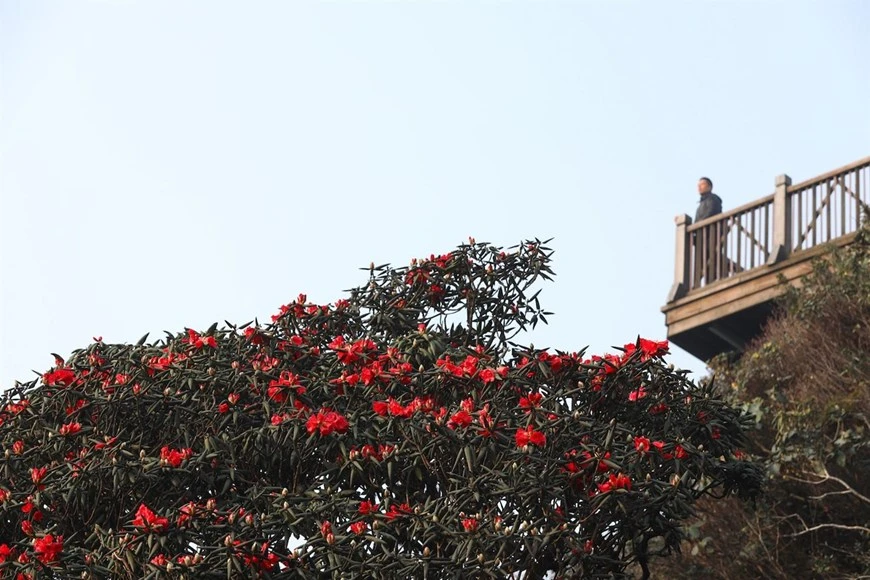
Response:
1,0,868,389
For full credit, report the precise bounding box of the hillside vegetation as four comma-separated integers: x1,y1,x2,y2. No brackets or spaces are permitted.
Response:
650,216,870,579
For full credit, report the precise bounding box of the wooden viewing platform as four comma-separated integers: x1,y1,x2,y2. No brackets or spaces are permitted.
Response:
662,156,870,361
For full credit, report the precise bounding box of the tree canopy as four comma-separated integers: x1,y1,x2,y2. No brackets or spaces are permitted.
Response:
0,239,760,579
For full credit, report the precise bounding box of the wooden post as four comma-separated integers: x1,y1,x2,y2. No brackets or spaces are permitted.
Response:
667,214,692,302
767,173,792,265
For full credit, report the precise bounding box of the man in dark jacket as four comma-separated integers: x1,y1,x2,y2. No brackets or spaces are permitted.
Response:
694,177,724,285
695,177,722,222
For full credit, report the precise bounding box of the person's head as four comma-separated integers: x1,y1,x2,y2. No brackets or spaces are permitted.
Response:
697,177,713,195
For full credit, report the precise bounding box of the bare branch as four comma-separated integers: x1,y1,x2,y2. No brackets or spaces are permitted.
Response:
787,523,870,537
784,469,870,505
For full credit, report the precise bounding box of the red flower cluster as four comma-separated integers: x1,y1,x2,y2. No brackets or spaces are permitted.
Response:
59,422,81,436
519,392,543,410
327,336,377,365
385,502,412,521
33,534,63,564
182,329,217,350
435,354,507,381
515,426,546,448
461,517,479,532
349,444,394,462
623,338,669,361
634,436,651,454
133,503,169,533
597,473,632,494
447,410,473,429
267,371,305,403
358,500,380,515
233,540,280,572
306,409,349,436
30,466,48,486
146,349,187,374
160,446,193,468
43,367,76,387
372,396,434,419
350,521,368,535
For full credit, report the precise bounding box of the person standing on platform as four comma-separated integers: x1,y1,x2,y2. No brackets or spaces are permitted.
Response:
694,177,723,284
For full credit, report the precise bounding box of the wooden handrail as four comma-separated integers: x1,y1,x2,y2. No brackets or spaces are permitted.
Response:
687,193,774,233
786,156,870,193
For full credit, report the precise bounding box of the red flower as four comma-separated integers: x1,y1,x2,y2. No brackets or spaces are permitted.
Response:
43,368,76,387
151,554,168,566
479,368,497,383
320,520,332,538
634,436,651,454
519,392,543,410
0,544,14,563
270,413,290,425
350,521,367,535
597,473,632,494
447,410,473,430
388,398,410,418
460,355,479,377
385,503,412,521
461,517,479,532
0,488,8,502
266,386,288,404
515,426,546,448
12,440,24,454
183,329,217,349
21,520,34,536
160,446,193,468
30,466,47,486
358,500,380,515
628,386,647,401
59,422,81,436
133,503,169,533
32,534,63,564
218,403,230,414
674,445,688,460
639,338,669,359
306,409,349,436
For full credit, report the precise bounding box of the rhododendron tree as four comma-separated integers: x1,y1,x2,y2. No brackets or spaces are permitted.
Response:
0,239,761,579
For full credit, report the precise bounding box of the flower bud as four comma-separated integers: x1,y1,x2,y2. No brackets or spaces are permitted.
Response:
423,547,431,557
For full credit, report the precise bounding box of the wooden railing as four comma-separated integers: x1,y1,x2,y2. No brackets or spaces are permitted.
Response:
668,156,870,301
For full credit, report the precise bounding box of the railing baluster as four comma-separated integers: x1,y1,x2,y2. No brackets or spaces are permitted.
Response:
750,210,756,268
794,190,805,250
826,179,832,244
841,177,847,237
